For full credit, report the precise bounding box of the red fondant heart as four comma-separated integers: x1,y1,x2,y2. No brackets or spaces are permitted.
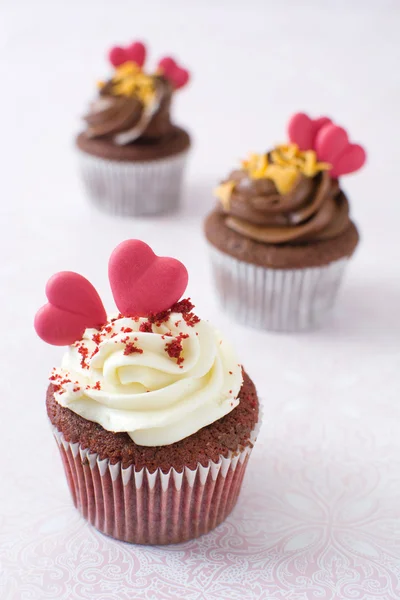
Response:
108,240,189,317
34,272,107,346
315,124,348,162
330,144,366,178
109,46,127,68
157,56,190,89
288,113,332,151
172,66,190,89
109,41,146,68
158,57,176,72
315,123,366,177
125,42,146,68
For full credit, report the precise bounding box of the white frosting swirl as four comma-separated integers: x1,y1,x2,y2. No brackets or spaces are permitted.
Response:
51,311,243,446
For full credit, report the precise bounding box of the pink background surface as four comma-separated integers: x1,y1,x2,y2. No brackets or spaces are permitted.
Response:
1,0,399,598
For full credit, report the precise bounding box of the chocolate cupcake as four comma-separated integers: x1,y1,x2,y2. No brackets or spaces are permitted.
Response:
34,240,260,545
76,42,191,216
205,113,366,332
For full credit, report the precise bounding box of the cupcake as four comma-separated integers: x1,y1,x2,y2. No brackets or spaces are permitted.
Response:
205,113,366,332
34,240,260,545
76,41,191,216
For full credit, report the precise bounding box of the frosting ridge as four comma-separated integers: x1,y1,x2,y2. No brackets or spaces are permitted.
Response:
214,144,351,245
50,309,243,447
85,74,173,144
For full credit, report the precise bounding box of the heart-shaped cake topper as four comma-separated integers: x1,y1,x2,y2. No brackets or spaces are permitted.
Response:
288,113,332,151
288,112,366,177
315,123,366,178
157,56,190,90
109,240,189,317
109,41,147,68
34,272,107,346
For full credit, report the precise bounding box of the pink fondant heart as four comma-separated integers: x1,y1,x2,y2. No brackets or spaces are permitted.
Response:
288,113,332,151
158,57,177,72
109,46,128,68
34,272,107,346
172,66,190,89
313,116,332,135
315,124,349,163
315,123,366,177
328,144,366,178
287,113,314,150
109,42,146,68
125,41,146,68
108,240,189,317
157,56,190,90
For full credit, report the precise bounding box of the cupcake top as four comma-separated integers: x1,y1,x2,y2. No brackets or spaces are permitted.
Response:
214,113,366,245
82,41,190,146
34,240,242,447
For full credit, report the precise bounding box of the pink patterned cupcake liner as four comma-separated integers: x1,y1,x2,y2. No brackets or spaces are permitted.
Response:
209,245,349,332
52,417,259,545
77,150,189,217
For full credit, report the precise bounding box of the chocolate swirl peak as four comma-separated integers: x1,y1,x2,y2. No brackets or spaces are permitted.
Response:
83,62,174,145
214,144,351,245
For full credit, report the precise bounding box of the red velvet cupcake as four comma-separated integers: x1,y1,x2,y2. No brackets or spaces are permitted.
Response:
34,240,260,545
76,41,191,216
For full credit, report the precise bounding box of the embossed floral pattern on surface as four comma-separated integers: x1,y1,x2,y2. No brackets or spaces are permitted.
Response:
2,373,400,600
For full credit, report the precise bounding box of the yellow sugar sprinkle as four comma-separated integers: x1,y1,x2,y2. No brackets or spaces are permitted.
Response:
213,181,236,210
106,61,156,105
242,143,330,194
263,164,299,194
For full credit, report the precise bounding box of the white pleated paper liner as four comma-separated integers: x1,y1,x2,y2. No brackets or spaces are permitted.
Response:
52,408,261,545
77,149,189,217
208,245,349,332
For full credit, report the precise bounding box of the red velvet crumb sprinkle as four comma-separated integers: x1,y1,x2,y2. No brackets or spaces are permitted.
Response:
124,343,143,356
91,347,99,359
110,314,124,323
170,298,195,314
139,321,153,333
165,333,189,365
92,333,102,344
145,299,200,329
77,345,90,369
147,310,170,326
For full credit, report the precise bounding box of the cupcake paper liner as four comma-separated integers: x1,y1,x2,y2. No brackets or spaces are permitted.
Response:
52,414,260,545
209,246,349,332
77,150,189,217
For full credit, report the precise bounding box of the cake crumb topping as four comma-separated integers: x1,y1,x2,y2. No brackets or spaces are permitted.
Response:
165,333,189,365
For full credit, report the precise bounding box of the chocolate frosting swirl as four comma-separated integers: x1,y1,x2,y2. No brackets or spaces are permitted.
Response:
83,76,174,144
218,169,351,245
